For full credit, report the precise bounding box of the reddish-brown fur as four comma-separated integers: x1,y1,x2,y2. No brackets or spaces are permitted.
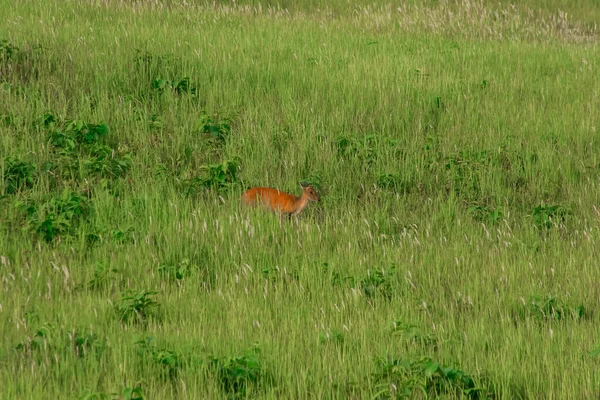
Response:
242,183,320,216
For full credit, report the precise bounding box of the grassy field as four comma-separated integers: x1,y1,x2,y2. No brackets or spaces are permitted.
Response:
1,0,599,398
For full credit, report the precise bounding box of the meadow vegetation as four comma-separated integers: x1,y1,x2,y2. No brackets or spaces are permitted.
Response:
1,0,599,398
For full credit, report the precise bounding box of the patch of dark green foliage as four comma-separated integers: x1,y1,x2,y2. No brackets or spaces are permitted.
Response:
209,345,273,398
391,320,438,349
182,158,240,195
0,39,45,83
115,290,160,325
360,269,395,300
373,356,493,399
198,111,231,144
2,114,133,244
152,77,197,96
44,116,132,181
80,384,145,400
15,189,90,242
336,134,401,166
417,144,537,205
262,266,300,285
319,328,345,346
532,204,571,230
110,226,135,244
467,203,503,224
377,173,414,195
14,323,55,356
0,39,19,60
14,324,106,362
324,264,397,300
158,258,193,281
80,263,119,291
136,337,183,382
2,156,36,194
514,295,587,322
69,329,107,359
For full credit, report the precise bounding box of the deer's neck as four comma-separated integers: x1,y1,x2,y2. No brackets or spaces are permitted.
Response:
292,194,310,216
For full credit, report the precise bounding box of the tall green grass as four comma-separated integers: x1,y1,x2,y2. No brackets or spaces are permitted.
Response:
1,0,599,398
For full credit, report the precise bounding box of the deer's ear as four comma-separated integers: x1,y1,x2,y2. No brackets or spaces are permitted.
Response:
300,181,309,188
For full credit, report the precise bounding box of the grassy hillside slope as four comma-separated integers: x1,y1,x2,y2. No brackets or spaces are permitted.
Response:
1,0,599,398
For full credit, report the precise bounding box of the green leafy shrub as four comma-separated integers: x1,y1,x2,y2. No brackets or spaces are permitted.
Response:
43,116,132,181
377,173,414,195
319,328,345,346
80,263,119,291
134,49,169,82
14,323,56,355
391,320,438,349
360,269,395,300
532,204,571,229
16,190,90,242
80,384,144,400
198,111,231,144
49,120,109,150
0,39,19,60
183,159,240,194
14,324,105,362
336,135,399,166
324,265,397,300
0,39,44,83
158,258,192,281
152,77,197,95
467,204,503,224
69,329,106,359
514,295,587,322
373,356,493,399
262,266,300,284
209,345,272,398
84,144,133,178
2,156,36,194
136,337,183,381
115,290,160,324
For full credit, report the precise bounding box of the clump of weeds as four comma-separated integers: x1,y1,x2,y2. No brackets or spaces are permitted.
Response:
209,345,273,398
359,268,396,300
198,111,232,144
2,156,37,195
136,337,184,382
390,319,438,349
319,328,345,346
373,356,495,399
80,384,145,400
182,158,240,195
531,204,571,230
262,266,300,286
15,189,90,242
158,258,193,281
513,294,587,322
152,76,197,96
68,328,107,359
14,323,57,357
115,290,160,325
44,116,132,182
0,39,45,83
336,134,400,167
467,203,504,224
377,173,415,195
15,324,106,362
78,263,120,292
325,264,397,300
